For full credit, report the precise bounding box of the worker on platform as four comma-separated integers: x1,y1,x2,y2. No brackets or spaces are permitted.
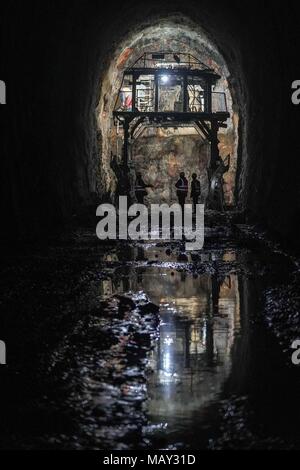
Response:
191,173,201,213
175,172,189,210
135,173,153,205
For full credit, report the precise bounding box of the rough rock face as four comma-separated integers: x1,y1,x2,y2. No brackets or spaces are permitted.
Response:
133,133,210,204
1,1,299,246
132,128,236,205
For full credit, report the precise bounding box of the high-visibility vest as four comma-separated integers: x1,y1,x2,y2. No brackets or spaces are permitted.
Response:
177,178,188,192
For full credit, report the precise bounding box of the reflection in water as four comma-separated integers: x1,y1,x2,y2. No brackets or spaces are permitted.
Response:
99,244,241,445
147,271,240,440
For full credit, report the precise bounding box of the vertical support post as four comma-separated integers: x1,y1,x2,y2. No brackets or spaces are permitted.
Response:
132,73,137,111
204,78,212,113
121,118,131,199
210,120,220,170
155,73,159,112
123,119,130,167
183,73,188,112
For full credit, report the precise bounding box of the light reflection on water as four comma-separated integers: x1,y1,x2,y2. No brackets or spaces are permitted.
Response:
146,271,240,437
99,244,241,444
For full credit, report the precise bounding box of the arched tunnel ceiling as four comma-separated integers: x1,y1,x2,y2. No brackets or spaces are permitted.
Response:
99,18,233,117
97,18,239,201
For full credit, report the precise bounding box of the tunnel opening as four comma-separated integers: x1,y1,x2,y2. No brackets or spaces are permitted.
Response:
96,18,241,209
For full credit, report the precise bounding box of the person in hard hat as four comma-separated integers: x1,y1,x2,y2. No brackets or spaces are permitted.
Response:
175,172,189,210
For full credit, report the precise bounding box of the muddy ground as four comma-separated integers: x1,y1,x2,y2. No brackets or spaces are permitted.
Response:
0,212,299,450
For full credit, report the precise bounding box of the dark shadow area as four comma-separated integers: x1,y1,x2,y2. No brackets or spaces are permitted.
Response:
0,0,300,246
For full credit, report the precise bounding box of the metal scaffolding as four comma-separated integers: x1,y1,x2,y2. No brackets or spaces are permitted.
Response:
113,52,230,197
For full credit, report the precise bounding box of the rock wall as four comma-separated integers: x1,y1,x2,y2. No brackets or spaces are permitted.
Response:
132,131,210,204
132,125,237,205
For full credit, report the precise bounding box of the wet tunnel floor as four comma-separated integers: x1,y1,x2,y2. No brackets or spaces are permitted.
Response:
0,218,300,449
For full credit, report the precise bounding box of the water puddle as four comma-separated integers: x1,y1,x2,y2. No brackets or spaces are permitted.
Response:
98,242,244,447
146,272,240,446
96,240,299,449
2,235,298,450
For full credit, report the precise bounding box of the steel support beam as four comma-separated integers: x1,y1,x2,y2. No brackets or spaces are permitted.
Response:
130,116,147,139
195,121,210,141
210,120,220,170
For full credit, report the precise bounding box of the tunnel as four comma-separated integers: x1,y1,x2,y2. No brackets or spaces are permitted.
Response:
0,0,300,452
1,0,299,243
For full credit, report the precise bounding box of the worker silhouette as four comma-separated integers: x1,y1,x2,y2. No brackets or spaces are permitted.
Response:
208,154,231,211
111,154,130,200
175,172,189,211
191,173,201,213
135,173,153,204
